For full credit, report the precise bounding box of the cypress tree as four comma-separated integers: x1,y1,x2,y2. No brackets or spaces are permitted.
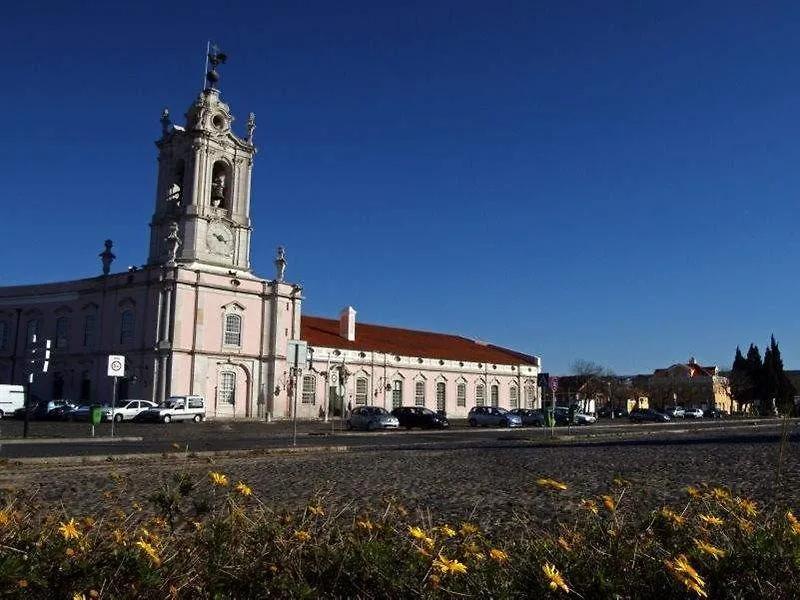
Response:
729,346,748,413
764,335,796,414
745,344,762,414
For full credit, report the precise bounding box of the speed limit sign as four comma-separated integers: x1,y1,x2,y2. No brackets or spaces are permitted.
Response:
107,355,126,377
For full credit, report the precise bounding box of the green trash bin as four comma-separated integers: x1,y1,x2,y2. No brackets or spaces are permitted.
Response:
90,405,103,426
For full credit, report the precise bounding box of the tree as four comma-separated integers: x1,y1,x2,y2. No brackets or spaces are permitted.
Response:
729,346,748,412
762,334,796,415
744,344,763,414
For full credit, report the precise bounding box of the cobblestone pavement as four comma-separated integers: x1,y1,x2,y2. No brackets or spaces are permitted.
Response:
1,426,797,533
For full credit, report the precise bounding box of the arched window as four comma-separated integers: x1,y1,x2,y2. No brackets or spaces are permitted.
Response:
524,382,536,408
391,380,403,408
0,321,8,351
456,382,467,407
219,371,236,404
55,317,70,350
224,314,242,347
355,377,368,405
415,381,426,407
302,375,317,404
120,310,135,345
476,383,485,407
436,381,446,412
490,384,499,407
210,161,231,209
509,384,519,409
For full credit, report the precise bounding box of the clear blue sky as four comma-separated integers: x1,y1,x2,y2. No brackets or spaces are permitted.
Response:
5,1,799,375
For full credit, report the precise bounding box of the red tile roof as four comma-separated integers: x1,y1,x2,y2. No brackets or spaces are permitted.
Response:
300,315,538,366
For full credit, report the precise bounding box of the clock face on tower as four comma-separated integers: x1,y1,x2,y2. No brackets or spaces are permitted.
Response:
206,221,234,256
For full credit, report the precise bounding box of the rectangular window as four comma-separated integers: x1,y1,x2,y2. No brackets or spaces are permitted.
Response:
355,378,368,405
491,384,499,407
415,381,426,407
436,382,446,412
224,314,242,347
509,385,519,409
83,315,96,348
476,384,485,407
456,382,467,407
120,311,135,345
25,319,39,347
392,380,403,408
302,375,316,404
55,317,70,350
524,383,535,408
219,372,236,404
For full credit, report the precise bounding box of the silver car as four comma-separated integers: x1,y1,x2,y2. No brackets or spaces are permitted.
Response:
468,406,523,428
346,406,400,431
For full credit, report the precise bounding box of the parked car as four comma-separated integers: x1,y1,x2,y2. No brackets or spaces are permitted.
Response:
597,405,626,419
346,406,400,430
48,402,80,420
704,407,726,419
574,411,597,425
134,395,206,423
467,406,523,428
63,404,106,421
684,408,704,419
390,406,449,429
629,408,671,423
102,399,158,422
15,399,74,420
509,408,545,427
665,406,686,418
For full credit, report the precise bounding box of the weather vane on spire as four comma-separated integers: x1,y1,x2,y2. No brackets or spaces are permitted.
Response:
204,42,228,90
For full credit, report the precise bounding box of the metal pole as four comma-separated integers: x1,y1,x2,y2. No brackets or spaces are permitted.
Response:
110,376,118,438
23,372,32,439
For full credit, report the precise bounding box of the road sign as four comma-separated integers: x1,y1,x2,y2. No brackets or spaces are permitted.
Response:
549,376,559,392
286,340,308,369
107,355,126,377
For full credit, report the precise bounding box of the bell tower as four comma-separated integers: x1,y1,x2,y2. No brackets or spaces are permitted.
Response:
148,47,257,272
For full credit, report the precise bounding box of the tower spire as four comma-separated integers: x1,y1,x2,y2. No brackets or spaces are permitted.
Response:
205,42,228,91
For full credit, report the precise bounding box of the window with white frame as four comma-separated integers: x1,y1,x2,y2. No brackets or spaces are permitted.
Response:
55,317,70,350
436,381,446,412
219,371,236,404
25,319,39,347
456,382,467,407
83,315,96,348
355,377,368,405
392,380,403,408
509,384,519,409
524,382,535,408
224,313,242,347
302,375,316,404
0,321,8,351
414,381,426,406
120,310,135,345
476,383,485,406
490,384,499,406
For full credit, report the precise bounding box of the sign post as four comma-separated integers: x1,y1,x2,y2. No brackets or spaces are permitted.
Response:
286,340,308,447
107,355,125,438
549,376,559,435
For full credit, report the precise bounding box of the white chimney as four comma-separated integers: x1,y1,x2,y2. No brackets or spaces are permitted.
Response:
339,306,356,341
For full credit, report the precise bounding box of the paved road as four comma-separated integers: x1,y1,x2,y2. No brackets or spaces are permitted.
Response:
0,416,793,460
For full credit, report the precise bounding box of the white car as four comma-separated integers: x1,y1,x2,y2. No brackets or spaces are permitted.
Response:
575,411,597,425
684,408,704,419
101,399,158,422
134,395,206,423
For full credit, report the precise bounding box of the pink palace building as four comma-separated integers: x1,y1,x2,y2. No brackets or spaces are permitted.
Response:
0,58,542,420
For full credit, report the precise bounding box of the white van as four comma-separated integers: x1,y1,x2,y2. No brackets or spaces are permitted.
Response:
0,384,25,418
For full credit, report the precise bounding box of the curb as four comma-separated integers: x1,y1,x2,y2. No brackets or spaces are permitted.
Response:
0,436,144,445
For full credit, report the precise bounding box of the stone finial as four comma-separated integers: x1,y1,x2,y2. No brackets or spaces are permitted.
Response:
160,108,171,136
165,222,181,266
99,239,115,275
246,112,256,144
274,246,287,282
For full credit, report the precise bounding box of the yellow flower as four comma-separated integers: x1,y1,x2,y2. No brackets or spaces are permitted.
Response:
73,594,86,600
308,505,324,517
557,536,572,552
438,524,457,538
738,518,755,535
409,525,434,546
356,519,374,532
711,487,730,501
132,502,143,512
235,482,252,496
58,518,82,541
580,499,599,515
664,554,706,598
699,514,724,527
65,547,75,557
734,497,758,518
536,478,568,491
0,510,11,526
462,541,481,557
489,548,509,563
151,516,168,530
459,522,479,536
660,507,685,527
433,553,468,575
601,495,616,512
111,529,126,545
612,477,628,487
685,486,701,499
17,580,28,588
135,539,161,566
694,538,726,560
786,511,800,535
293,530,312,542
542,563,569,593
208,471,229,487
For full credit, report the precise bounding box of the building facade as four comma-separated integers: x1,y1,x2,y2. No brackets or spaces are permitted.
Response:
0,59,541,419
648,358,732,413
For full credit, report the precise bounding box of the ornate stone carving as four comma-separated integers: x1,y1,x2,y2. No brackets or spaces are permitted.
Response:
99,240,115,275
165,222,181,266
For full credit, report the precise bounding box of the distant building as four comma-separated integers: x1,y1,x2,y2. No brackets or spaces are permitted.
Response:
0,55,541,419
648,357,731,412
